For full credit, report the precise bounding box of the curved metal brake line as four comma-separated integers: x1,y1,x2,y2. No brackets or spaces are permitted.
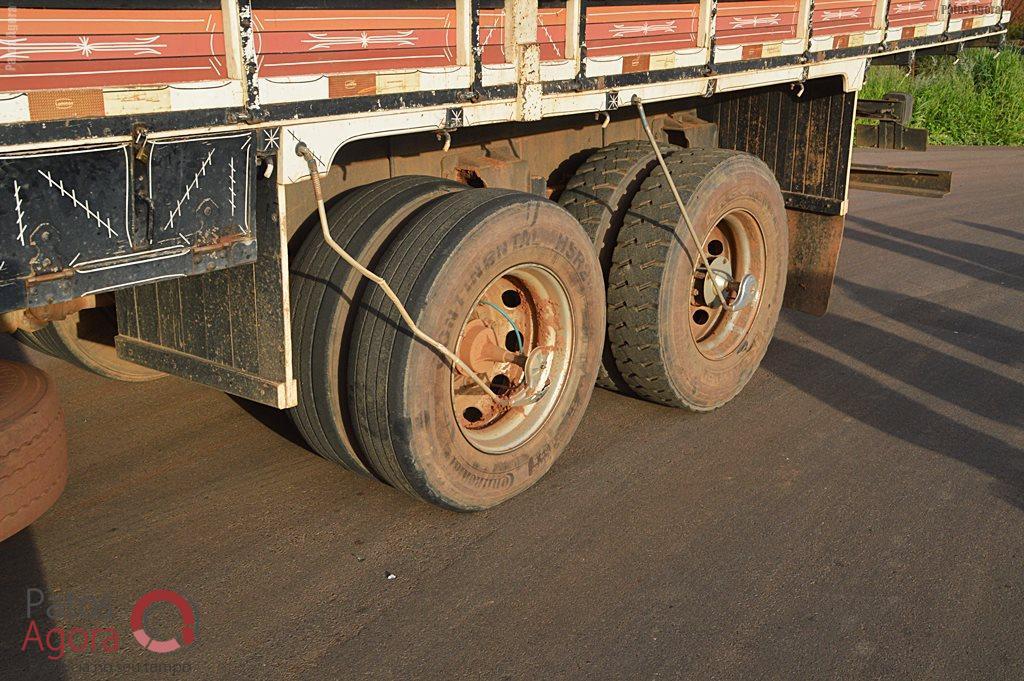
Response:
479,301,524,352
295,142,505,404
632,96,756,312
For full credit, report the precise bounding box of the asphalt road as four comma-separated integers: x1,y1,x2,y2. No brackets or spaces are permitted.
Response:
1,146,1022,680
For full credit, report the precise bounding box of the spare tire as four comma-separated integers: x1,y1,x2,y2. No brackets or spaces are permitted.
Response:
0,360,68,542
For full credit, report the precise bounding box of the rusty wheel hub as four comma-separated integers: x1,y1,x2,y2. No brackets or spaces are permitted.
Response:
688,210,767,360
451,265,573,454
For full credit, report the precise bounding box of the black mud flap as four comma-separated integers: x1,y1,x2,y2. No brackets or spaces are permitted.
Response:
784,209,846,316
115,152,297,409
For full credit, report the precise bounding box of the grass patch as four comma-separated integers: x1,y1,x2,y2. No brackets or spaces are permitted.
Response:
860,47,1024,145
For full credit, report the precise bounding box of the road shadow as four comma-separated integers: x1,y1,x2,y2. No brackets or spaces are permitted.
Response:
764,331,1024,511
834,279,1022,368
0,334,33,363
954,219,1024,243
787,311,1023,429
849,216,1023,272
0,529,68,681
843,219,1024,293
228,395,311,451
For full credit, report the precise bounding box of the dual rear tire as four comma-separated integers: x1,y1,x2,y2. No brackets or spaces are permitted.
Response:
289,176,465,477
562,145,788,410
557,140,670,393
291,144,787,510
291,182,604,510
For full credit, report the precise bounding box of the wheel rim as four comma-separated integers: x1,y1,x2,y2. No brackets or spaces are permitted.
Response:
451,264,574,455
688,209,767,361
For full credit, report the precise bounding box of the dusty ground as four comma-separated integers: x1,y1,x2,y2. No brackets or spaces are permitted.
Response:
1,146,1022,680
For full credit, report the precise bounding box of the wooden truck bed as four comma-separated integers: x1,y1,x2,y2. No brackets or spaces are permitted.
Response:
0,1,1008,132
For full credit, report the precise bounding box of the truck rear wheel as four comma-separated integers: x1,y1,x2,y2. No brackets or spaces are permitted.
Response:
0,360,68,542
607,149,787,410
348,190,604,510
558,141,676,394
15,308,164,382
290,176,466,476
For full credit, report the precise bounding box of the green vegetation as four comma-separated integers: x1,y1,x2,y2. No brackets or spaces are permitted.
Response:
860,47,1024,145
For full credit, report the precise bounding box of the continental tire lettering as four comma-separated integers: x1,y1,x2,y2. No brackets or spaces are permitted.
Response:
447,452,516,490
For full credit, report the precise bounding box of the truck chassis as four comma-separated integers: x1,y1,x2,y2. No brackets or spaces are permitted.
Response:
0,0,1009,508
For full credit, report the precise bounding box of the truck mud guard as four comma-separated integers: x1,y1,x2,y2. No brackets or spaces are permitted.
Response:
114,159,297,409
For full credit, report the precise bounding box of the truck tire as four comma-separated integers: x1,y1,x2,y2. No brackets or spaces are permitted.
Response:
607,149,788,410
14,309,164,382
348,189,605,510
0,360,68,542
558,141,676,394
290,176,466,476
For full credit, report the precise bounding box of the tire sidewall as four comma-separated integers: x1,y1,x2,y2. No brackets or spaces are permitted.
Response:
391,201,604,509
660,157,788,410
0,361,68,541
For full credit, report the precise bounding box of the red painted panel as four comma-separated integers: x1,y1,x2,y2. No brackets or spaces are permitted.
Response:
886,0,941,27
257,50,455,78
253,9,458,77
480,40,566,63
253,8,457,32
0,56,225,91
0,33,225,63
0,9,225,92
479,8,569,64
813,0,878,36
715,1,802,45
585,3,700,57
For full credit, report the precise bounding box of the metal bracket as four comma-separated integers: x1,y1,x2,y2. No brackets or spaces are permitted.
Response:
259,128,281,157
855,92,928,150
849,164,952,198
437,108,465,152
132,124,151,162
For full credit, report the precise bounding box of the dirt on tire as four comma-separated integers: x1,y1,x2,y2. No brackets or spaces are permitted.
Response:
607,148,788,410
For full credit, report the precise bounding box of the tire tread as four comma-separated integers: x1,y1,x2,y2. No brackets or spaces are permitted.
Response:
558,140,675,393
606,148,769,410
